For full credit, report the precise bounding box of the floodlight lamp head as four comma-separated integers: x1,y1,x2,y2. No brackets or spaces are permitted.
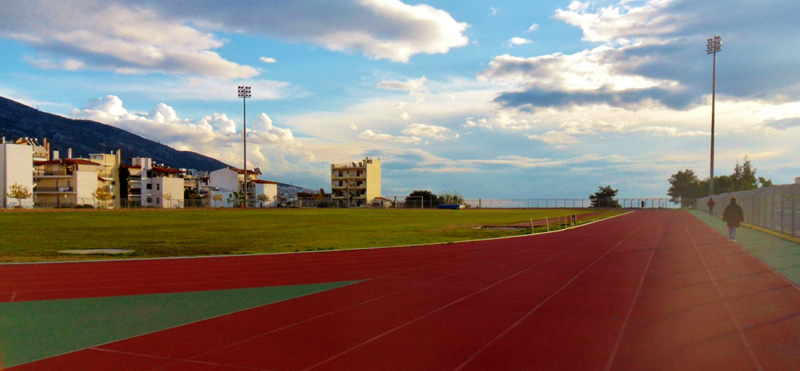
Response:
237,85,251,98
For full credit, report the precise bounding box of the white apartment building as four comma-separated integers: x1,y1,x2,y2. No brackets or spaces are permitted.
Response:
331,157,381,207
1,141,34,208
209,166,277,207
126,157,185,208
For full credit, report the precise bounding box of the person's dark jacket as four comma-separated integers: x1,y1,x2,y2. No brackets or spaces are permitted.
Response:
722,202,744,227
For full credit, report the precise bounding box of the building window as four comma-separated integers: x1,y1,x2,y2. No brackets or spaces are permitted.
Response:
338,170,343,177
339,181,343,186
146,184,152,189
156,184,160,191
157,198,160,205
147,198,152,203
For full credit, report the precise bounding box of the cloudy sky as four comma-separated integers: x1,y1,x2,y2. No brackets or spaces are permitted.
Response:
1,0,798,199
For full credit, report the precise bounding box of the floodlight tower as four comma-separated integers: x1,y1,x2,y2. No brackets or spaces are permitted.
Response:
238,85,251,208
707,35,721,196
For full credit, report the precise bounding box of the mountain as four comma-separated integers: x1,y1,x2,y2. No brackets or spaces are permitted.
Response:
0,96,228,171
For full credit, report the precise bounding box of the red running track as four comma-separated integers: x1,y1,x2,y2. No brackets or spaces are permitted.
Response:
4,210,800,370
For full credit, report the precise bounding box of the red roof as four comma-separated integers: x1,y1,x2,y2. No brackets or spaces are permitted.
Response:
34,159,101,166
122,164,142,169
250,179,278,184
227,166,262,176
151,166,184,174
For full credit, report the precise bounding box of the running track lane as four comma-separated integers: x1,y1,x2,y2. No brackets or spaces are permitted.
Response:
5,210,800,370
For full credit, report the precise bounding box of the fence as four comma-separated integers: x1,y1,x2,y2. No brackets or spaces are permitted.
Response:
697,183,800,237
464,198,671,209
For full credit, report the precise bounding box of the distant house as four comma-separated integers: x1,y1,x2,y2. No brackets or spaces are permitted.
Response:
1,141,34,208
209,166,278,208
370,196,392,208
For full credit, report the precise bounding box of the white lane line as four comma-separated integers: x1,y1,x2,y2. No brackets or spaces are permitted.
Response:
454,227,642,371
686,226,764,371
603,218,665,370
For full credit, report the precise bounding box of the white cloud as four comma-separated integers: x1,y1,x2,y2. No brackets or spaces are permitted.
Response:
554,0,681,44
479,47,681,93
0,0,469,77
358,129,421,144
401,123,450,140
527,24,540,32
1,3,257,79
490,7,499,16
259,57,277,64
71,95,311,174
528,131,579,147
507,37,532,47
377,76,428,102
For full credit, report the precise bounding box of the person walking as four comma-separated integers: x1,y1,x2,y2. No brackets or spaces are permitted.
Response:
722,197,744,242
707,197,716,214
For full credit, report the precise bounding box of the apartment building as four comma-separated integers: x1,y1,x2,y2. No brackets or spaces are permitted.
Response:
1,140,34,208
331,157,381,207
88,150,122,208
33,156,102,207
125,157,185,208
209,166,277,207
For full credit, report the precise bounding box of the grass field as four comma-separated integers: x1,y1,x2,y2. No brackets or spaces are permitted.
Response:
0,208,623,263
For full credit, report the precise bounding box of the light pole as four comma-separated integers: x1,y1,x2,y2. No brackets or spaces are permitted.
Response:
707,35,722,196
237,85,251,208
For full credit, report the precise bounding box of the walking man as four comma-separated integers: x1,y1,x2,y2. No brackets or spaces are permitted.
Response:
722,197,744,242
707,197,716,214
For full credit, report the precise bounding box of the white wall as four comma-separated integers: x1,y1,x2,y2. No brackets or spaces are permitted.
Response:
209,168,240,208
75,171,97,206
1,143,34,208
254,182,278,207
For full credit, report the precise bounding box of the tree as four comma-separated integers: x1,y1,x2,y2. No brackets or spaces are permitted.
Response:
6,183,32,208
438,190,464,205
589,185,621,208
256,194,270,208
184,188,199,200
212,194,223,208
163,193,173,208
667,157,774,202
227,192,244,207
667,169,704,207
407,190,438,208
91,188,114,209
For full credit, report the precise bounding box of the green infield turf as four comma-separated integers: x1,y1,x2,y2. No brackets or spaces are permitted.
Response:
0,281,359,368
0,208,622,262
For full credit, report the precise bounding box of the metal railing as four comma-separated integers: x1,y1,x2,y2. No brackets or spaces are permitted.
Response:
698,183,800,237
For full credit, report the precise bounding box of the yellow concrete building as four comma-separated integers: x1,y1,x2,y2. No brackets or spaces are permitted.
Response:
331,157,381,207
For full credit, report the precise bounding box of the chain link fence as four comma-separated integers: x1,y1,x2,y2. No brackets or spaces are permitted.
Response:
697,183,800,237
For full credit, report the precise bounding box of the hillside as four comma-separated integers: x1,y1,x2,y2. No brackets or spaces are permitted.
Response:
0,96,228,171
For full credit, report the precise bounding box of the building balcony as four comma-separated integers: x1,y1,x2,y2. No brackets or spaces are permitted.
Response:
34,171,72,177
34,187,75,193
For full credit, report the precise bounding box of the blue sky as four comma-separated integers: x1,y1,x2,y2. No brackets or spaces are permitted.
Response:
1,0,798,199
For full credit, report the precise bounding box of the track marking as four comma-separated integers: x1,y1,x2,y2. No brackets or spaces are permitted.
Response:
603,218,665,370
89,348,262,371
453,226,643,371
302,234,603,371
685,226,764,371
10,291,17,302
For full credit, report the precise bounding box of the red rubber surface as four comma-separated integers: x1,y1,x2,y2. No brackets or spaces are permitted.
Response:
4,210,800,370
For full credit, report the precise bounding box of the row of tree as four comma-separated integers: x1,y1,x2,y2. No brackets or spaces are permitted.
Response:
667,157,772,207
406,189,465,208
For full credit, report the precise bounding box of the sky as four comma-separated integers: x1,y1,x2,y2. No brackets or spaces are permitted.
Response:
1,0,798,200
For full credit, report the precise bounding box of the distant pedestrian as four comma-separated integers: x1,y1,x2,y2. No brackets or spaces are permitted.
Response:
722,197,744,242
641,200,645,208
707,198,716,214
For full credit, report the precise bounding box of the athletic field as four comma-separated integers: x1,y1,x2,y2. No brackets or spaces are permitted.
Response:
2,210,799,369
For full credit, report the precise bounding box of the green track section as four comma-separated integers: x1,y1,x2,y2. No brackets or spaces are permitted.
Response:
689,210,800,285
0,281,360,368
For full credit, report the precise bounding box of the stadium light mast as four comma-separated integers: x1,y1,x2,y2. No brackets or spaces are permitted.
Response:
238,85,251,208
707,35,721,196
